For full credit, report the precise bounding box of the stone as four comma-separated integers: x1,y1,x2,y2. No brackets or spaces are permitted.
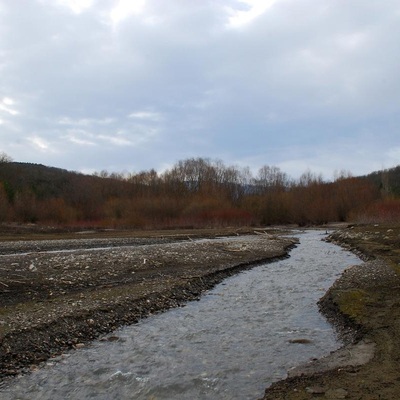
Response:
29,263,37,272
289,338,312,344
305,386,325,394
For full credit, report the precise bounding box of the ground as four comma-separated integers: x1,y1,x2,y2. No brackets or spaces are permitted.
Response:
0,225,296,382
262,223,400,400
2,223,400,399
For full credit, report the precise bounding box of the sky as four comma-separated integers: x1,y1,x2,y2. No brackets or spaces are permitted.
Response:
0,0,399,180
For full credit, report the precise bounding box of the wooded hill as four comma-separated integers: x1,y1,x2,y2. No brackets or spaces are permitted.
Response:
0,158,399,228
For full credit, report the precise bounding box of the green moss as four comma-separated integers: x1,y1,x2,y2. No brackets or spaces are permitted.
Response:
337,289,368,321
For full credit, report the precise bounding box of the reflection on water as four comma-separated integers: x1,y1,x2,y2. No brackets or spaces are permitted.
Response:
0,231,362,400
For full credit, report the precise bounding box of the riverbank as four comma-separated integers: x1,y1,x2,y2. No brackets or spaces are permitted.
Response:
0,227,296,381
262,223,400,400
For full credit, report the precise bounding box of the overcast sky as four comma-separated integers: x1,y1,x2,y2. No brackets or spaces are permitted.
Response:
0,0,399,179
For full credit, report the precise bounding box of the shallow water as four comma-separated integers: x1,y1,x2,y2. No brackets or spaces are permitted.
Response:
0,231,362,400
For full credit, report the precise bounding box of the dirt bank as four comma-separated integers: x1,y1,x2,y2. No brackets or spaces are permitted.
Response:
0,227,296,381
262,224,400,400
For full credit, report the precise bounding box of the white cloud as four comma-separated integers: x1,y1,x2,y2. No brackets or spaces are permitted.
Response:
98,134,133,146
226,0,278,28
2,97,14,106
0,104,18,116
58,117,115,126
54,0,94,14
110,0,146,25
28,136,52,151
68,136,96,146
0,97,18,116
128,111,162,121
63,130,96,146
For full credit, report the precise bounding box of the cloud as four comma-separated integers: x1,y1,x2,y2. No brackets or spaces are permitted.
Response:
0,0,399,177
58,117,115,126
28,136,53,152
110,0,146,25
128,111,162,121
226,0,279,28
0,97,19,116
63,130,96,146
98,134,132,146
53,0,94,14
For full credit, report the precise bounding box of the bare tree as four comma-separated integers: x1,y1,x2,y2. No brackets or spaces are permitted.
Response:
0,152,13,163
256,165,288,193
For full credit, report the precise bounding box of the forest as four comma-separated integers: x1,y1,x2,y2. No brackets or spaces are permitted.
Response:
0,153,399,229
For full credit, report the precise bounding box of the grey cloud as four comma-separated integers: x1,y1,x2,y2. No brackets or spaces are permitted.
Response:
0,0,399,178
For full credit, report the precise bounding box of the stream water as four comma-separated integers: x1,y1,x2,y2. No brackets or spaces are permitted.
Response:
0,230,362,399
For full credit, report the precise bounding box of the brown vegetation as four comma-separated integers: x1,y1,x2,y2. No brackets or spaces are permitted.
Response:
0,157,399,228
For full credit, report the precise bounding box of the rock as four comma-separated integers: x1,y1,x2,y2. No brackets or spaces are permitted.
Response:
305,386,325,394
4,369,18,376
29,263,37,272
289,338,312,344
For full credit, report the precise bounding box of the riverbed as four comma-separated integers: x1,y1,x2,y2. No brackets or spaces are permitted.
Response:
0,231,362,399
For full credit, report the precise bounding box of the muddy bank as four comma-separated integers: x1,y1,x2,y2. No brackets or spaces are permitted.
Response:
262,224,400,400
0,230,296,381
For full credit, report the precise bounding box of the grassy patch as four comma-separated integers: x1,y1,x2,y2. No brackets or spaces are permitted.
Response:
337,289,369,322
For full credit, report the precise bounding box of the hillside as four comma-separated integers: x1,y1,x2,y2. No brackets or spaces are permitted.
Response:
0,162,82,200
364,165,400,196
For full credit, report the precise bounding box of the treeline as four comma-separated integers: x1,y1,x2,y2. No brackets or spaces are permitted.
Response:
0,156,399,228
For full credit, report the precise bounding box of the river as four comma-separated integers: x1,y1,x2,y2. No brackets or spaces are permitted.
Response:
0,230,362,399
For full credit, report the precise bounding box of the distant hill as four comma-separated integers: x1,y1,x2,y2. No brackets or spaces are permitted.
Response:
364,165,400,196
0,162,132,223
0,162,76,200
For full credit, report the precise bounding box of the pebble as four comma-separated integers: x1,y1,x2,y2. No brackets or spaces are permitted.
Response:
29,263,37,272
